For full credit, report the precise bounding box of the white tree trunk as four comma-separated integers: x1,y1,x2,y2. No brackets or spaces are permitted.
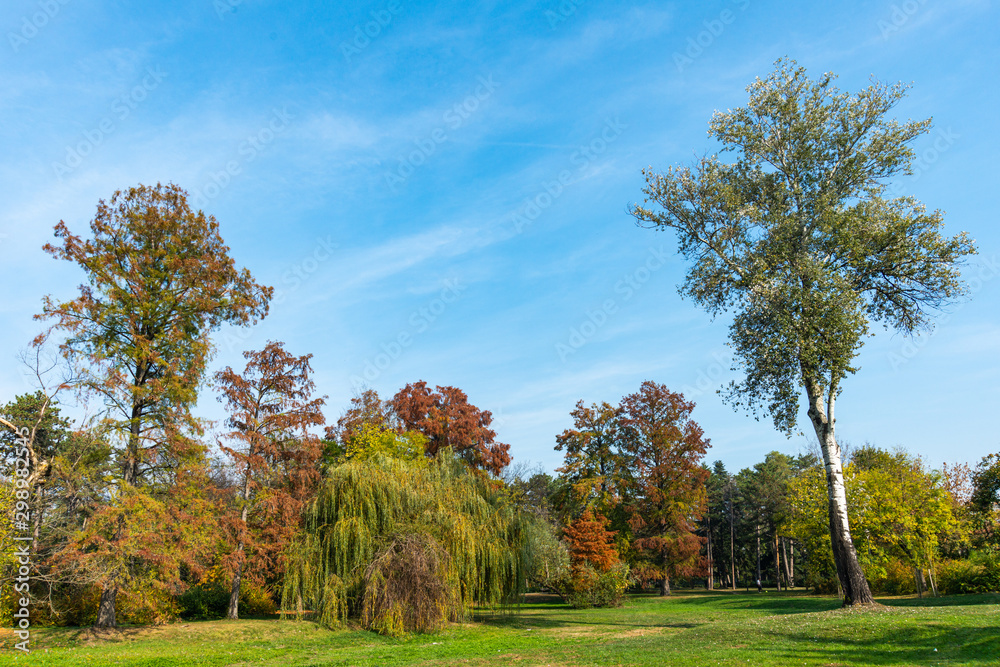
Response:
806,382,874,605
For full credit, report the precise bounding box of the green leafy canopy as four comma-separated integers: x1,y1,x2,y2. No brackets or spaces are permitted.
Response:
631,59,976,434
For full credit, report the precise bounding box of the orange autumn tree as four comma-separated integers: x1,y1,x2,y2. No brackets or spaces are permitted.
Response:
619,381,709,596
37,183,271,628
392,382,510,475
564,509,620,572
215,341,325,620
560,510,628,607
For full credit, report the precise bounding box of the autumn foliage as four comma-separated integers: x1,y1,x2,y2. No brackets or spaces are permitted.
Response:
215,341,326,620
392,382,511,475
35,182,272,628
563,510,620,573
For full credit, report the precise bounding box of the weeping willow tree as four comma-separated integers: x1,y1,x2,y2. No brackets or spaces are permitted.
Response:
282,450,531,635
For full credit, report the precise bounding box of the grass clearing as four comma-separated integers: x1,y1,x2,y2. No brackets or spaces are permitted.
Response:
2,590,998,666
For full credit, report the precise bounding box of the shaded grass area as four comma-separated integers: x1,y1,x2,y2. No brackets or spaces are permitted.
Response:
2,591,997,666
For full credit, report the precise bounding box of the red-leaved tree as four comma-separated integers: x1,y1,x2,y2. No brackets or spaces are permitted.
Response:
619,381,709,595
563,509,620,574
215,341,325,620
392,382,510,475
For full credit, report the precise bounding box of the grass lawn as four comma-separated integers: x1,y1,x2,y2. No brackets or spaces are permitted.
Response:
2,590,998,666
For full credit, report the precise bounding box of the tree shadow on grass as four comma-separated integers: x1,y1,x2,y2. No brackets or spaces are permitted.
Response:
881,593,1000,609
474,602,703,631
671,591,842,615
768,619,1000,666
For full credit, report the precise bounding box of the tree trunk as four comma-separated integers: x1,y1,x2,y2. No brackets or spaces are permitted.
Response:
31,488,44,553
755,522,761,588
95,585,117,628
729,497,736,591
789,539,795,588
706,512,714,590
914,567,924,598
805,381,875,606
781,537,793,588
660,576,671,596
773,534,781,592
228,449,254,620
227,566,242,620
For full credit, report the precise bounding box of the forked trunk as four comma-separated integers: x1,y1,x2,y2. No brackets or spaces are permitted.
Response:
95,585,117,628
807,382,874,606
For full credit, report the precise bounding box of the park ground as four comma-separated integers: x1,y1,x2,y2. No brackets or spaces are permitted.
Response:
1,590,997,666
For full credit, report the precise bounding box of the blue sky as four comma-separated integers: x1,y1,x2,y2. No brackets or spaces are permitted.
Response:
1,0,997,475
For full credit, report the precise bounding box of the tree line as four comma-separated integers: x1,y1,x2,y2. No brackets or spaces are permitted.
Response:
2,59,996,633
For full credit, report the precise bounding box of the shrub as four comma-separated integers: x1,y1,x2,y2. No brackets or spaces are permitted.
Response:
117,584,181,625
563,562,630,608
869,558,917,596
938,552,1000,595
179,569,276,620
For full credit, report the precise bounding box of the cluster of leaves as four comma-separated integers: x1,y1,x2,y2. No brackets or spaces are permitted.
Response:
552,381,710,596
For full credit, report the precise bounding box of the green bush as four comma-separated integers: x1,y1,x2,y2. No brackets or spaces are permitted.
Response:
869,559,917,596
562,563,630,608
178,576,276,620
938,552,1000,595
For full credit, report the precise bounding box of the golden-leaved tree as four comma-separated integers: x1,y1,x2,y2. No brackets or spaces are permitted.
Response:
38,183,271,627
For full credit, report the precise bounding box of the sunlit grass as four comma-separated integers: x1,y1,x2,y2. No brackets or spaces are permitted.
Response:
3,590,998,666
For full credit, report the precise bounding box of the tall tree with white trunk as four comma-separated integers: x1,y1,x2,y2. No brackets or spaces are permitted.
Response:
630,59,976,605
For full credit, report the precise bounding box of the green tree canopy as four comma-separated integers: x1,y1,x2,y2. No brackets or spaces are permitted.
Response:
631,59,976,605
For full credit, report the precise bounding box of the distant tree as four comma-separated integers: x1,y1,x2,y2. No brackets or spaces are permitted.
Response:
750,452,794,590
970,453,1000,548
941,461,974,509
342,423,426,462
553,401,623,518
326,389,397,445
0,391,74,546
37,182,272,627
215,341,325,620
705,461,737,589
392,382,510,475
631,60,976,604
619,381,709,595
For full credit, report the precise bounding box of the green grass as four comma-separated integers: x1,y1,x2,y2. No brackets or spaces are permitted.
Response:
3,590,998,666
